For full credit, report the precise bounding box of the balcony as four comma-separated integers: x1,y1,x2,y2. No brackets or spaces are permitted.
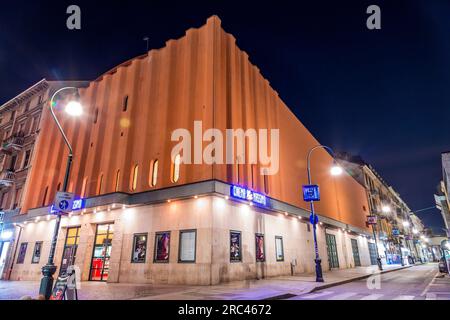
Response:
0,170,15,188
1,132,25,154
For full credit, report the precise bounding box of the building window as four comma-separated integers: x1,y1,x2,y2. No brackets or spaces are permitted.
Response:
251,164,256,188
31,241,43,264
149,160,158,187
114,170,120,192
81,177,88,197
255,233,265,262
25,100,31,112
178,230,196,263
263,169,269,194
42,186,49,206
131,233,148,263
56,182,61,192
93,108,99,124
172,154,181,183
154,231,170,263
17,243,28,264
230,231,242,262
97,174,103,195
9,155,17,171
123,95,129,112
22,150,31,168
89,224,114,281
275,236,284,261
131,164,139,191
10,111,16,122
38,95,43,105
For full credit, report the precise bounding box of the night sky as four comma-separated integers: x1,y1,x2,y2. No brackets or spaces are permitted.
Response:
1,1,449,232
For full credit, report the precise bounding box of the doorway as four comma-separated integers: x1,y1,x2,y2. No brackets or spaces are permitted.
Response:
325,233,339,269
89,223,114,281
60,227,80,275
0,241,11,278
351,238,361,267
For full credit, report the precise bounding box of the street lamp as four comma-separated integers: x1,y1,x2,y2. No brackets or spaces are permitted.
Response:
39,87,83,299
382,205,391,214
306,145,342,282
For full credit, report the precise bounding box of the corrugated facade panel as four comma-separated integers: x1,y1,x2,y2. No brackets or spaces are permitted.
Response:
210,16,369,230
21,16,369,231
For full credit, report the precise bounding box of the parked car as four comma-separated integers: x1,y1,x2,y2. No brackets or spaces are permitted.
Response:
438,257,448,273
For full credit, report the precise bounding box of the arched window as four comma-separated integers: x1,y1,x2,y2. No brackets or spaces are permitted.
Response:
114,170,120,192
172,155,181,183
42,186,48,207
131,164,139,191
81,176,88,197
56,182,61,192
123,95,129,112
97,173,103,195
149,160,158,187
251,164,256,188
263,169,269,194
93,108,99,124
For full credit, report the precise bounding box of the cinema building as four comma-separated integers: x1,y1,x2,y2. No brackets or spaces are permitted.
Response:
2,16,378,285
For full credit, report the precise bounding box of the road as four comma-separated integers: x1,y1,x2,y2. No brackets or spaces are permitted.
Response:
288,263,450,300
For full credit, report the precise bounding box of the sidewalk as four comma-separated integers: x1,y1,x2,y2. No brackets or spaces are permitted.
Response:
0,264,412,300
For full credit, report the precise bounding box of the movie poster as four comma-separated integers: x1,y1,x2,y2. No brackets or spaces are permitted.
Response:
155,232,170,262
132,234,147,263
255,234,265,262
17,243,27,264
32,241,42,264
230,231,242,262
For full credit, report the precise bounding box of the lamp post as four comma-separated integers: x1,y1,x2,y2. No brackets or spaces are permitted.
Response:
39,87,83,299
306,145,342,283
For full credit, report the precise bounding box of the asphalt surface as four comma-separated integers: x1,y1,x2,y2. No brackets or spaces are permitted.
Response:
288,263,450,300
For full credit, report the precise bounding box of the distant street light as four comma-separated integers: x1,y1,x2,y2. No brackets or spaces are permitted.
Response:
306,145,341,282
382,205,391,213
39,86,83,300
412,228,418,234
402,221,410,228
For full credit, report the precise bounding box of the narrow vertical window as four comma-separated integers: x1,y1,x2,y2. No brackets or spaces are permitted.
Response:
149,160,158,187
123,95,129,112
251,164,256,188
263,169,269,194
42,186,48,207
97,174,103,195
131,164,139,191
81,177,88,197
115,170,120,192
93,108,99,124
172,155,180,183
56,182,61,191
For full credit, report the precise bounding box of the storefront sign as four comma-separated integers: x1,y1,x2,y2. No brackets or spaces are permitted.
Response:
366,215,377,225
49,268,77,300
230,185,267,206
302,185,320,202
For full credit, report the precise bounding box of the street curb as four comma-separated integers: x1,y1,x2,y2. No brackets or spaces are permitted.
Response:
308,265,412,293
265,265,413,300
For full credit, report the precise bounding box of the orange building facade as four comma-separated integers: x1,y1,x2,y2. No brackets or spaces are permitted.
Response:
4,16,376,285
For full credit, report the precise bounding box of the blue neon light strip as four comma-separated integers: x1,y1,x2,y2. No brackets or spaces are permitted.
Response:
230,185,267,206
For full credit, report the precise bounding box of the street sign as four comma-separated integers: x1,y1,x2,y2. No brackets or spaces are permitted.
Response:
54,191,75,214
309,213,319,225
366,215,377,225
303,185,320,202
392,228,400,237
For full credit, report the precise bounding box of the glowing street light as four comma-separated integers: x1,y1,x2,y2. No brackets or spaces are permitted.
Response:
402,221,410,228
330,163,343,176
39,86,83,300
382,205,391,213
412,228,418,234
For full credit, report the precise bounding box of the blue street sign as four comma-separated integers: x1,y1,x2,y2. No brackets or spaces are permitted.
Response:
309,214,319,225
303,185,320,202
392,228,400,236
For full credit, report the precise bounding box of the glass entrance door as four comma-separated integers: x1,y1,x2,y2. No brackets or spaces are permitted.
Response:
60,227,80,275
0,241,10,278
89,224,114,281
325,233,339,269
351,238,361,267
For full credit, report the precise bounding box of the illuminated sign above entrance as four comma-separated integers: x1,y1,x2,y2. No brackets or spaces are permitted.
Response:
230,186,267,206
